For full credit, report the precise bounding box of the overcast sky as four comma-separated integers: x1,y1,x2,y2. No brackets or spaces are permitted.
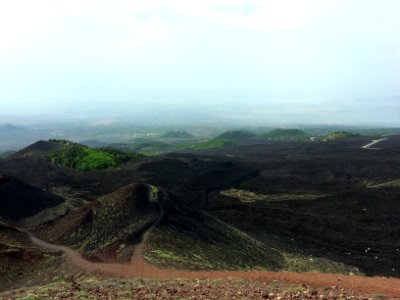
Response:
0,0,399,125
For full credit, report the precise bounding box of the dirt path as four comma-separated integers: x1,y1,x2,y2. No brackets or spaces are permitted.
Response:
28,233,400,297
28,184,400,297
361,138,388,149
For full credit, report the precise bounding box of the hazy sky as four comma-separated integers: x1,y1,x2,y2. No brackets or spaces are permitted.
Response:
0,1,399,125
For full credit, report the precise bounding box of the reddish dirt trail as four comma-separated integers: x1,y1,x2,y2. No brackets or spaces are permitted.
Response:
29,234,400,297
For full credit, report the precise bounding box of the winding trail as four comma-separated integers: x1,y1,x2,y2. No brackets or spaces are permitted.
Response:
28,233,400,296
361,138,388,149
27,185,400,297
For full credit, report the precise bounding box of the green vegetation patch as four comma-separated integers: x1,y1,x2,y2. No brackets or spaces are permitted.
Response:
284,253,361,275
261,129,308,141
49,140,143,171
322,131,360,141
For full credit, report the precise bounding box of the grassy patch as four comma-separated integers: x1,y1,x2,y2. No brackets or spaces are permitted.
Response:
18,294,43,300
284,253,361,275
322,131,360,141
260,129,309,141
220,188,327,202
49,141,143,171
150,250,196,264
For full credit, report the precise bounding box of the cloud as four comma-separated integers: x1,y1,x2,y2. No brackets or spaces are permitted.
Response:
172,0,326,32
0,0,173,54
0,0,399,108
0,0,332,54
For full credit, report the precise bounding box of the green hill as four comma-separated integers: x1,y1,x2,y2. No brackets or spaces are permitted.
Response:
49,140,143,171
262,129,308,141
216,130,256,140
132,141,169,150
323,131,360,141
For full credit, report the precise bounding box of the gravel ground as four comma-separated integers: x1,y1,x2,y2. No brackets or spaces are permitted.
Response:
1,278,397,300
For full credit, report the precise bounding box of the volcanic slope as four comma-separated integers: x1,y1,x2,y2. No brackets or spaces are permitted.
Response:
2,139,400,278
8,140,60,159
0,222,65,292
0,175,65,221
36,183,285,271
37,184,161,262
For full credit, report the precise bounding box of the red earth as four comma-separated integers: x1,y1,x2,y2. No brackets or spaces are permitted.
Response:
29,234,400,297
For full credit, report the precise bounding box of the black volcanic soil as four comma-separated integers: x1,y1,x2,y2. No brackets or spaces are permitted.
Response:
0,176,65,221
1,136,400,285
209,188,400,276
8,140,60,159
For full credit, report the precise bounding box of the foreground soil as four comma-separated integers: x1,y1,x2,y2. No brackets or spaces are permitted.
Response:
1,278,397,300
17,234,400,298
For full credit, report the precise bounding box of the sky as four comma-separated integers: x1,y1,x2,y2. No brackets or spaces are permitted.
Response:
0,0,399,125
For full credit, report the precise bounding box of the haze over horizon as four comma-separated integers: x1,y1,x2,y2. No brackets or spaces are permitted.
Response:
0,1,399,126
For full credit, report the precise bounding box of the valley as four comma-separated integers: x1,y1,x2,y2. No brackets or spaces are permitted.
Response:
1,130,400,298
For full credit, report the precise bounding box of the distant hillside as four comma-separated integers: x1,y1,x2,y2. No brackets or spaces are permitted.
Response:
162,130,193,139
0,176,64,221
131,141,170,155
175,140,234,151
49,140,143,171
0,151,16,158
0,124,25,133
262,129,308,141
323,131,360,141
216,130,256,140
79,139,108,148
8,140,60,159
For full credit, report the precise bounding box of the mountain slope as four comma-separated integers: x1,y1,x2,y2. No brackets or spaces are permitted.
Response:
0,176,65,221
39,184,161,262
8,140,60,159
146,198,285,270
